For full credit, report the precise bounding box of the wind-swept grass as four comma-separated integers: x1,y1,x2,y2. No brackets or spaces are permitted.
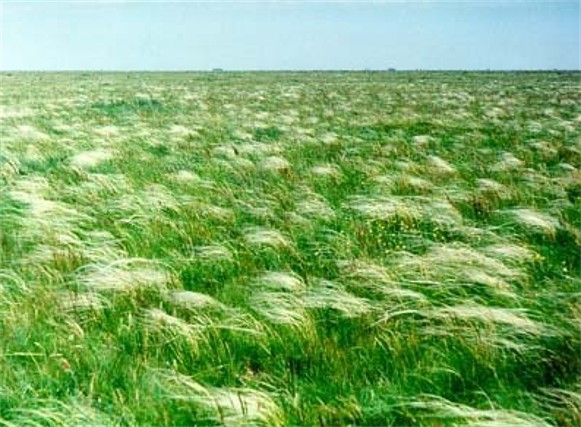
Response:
0,71,579,426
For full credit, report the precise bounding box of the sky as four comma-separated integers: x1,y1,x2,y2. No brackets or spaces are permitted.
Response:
0,0,579,71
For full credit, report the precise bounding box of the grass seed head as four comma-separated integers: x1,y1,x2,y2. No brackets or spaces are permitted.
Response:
70,149,114,169
244,227,291,249
491,152,524,172
259,155,291,173
427,155,457,175
156,370,283,426
79,259,170,293
304,279,373,318
509,208,559,237
256,271,305,292
168,290,225,310
194,244,234,262
310,164,341,178
250,291,309,329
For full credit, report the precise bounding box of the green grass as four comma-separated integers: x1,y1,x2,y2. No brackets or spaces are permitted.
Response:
0,71,580,426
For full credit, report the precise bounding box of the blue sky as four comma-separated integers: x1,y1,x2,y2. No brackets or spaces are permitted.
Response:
1,1,579,70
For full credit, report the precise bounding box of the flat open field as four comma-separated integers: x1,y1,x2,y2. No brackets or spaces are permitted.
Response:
0,71,579,426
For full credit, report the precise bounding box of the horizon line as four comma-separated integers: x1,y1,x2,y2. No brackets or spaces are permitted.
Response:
1,68,580,73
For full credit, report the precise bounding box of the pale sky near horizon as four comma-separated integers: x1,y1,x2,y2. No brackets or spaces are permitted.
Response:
1,1,579,71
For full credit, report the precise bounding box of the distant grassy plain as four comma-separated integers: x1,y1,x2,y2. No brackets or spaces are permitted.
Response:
0,71,579,426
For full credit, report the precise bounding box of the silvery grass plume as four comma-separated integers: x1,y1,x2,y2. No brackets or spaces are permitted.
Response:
59,290,107,314
249,272,309,330
336,259,428,304
303,279,374,319
527,120,543,134
20,234,84,266
320,131,339,146
138,184,186,215
558,161,578,172
337,259,392,286
10,176,54,201
22,229,126,267
0,398,115,427
423,198,465,227
484,106,508,119
346,195,463,228
9,190,61,224
476,178,505,193
167,290,226,311
112,184,187,219
168,169,212,187
22,143,46,164
371,174,395,189
412,134,433,146
236,141,283,157
284,211,312,228
255,271,305,293
77,230,127,262
141,308,206,353
393,243,524,293
228,155,256,171
259,155,291,173
426,155,457,175
153,369,283,427
295,194,336,221
396,395,554,427
310,163,341,178
395,174,435,194
237,197,278,221
346,195,420,222
213,308,271,338
353,157,384,180
232,129,254,141
530,140,560,162
169,169,199,182
427,304,544,336
69,148,114,169
476,178,511,200
336,259,424,300
93,125,120,138
415,324,540,353
13,124,49,141
452,223,506,245
0,105,34,119
337,258,392,285
243,227,292,250
506,208,560,238
77,258,170,293
71,173,132,198
193,244,235,263
382,300,557,353
483,243,537,264
491,151,524,172
168,124,196,138
49,122,80,136
194,202,236,223
8,179,91,244
211,156,255,173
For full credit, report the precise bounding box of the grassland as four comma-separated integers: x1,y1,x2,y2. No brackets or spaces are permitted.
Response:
0,71,579,426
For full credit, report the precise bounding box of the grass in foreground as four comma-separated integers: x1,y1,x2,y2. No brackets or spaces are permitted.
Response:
0,71,580,426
